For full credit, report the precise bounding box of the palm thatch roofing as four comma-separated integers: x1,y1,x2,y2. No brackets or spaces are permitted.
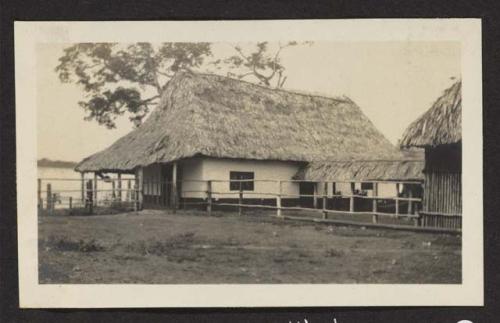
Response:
294,159,424,182
76,71,400,172
400,81,461,148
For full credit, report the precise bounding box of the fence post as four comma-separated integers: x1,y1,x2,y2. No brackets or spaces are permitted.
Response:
127,179,132,202
117,173,122,202
322,182,328,219
276,180,282,217
80,172,85,206
206,180,212,216
408,187,413,215
93,173,98,207
134,182,139,212
112,180,116,200
349,182,355,213
313,182,318,209
395,183,400,216
46,183,52,215
69,196,73,210
171,163,178,213
414,210,420,227
86,180,93,214
372,182,378,224
238,182,244,216
38,179,42,213
136,168,144,211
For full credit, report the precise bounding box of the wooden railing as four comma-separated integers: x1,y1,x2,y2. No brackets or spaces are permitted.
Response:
37,177,461,233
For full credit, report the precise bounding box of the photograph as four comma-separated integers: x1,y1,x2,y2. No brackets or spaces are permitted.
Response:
15,20,483,307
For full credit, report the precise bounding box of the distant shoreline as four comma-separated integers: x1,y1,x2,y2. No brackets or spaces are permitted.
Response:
38,158,77,169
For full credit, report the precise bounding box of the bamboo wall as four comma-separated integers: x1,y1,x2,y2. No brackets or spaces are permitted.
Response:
421,144,462,229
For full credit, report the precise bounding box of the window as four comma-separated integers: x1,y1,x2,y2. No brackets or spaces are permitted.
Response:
361,182,373,190
229,171,254,191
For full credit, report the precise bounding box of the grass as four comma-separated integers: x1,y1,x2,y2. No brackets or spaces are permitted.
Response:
38,209,461,284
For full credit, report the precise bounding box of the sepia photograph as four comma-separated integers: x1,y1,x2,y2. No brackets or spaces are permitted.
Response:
15,20,482,307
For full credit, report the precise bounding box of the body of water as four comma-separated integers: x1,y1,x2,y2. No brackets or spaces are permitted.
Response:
38,166,135,208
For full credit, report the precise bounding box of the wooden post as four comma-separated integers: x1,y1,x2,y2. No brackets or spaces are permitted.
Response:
37,179,42,213
276,180,282,217
408,186,413,215
171,162,177,213
313,182,318,209
112,180,116,200
80,172,85,205
117,173,122,201
372,182,378,224
238,181,243,216
349,182,355,213
322,182,328,219
46,183,52,215
136,168,144,211
69,197,73,210
86,180,93,214
206,180,212,216
133,182,139,212
127,179,132,202
395,183,400,216
93,172,98,207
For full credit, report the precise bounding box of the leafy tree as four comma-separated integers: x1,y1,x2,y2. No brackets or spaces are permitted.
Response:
56,43,212,128
219,41,308,88
56,41,310,128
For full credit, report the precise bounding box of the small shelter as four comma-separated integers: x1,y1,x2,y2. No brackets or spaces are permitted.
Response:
76,71,401,209
400,81,462,228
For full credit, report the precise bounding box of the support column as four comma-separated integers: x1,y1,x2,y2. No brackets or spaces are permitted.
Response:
117,173,122,201
276,180,282,217
349,182,355,212
322,182,328,219
395,183,400,216
206,180,212,216
80,172,85,205
171,162,178,212
136,167,144,211
93,172,98,207
313,182,318,209
372,182,378,224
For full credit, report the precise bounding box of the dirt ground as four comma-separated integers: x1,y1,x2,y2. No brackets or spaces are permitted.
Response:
38,209,461,284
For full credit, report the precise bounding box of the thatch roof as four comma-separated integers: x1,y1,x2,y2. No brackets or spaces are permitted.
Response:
400,81,461,148
294,159,425,182
76,71,400,172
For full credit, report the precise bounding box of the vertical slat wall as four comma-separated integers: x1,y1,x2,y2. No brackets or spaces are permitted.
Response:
422,172,462,229
421,144,462,229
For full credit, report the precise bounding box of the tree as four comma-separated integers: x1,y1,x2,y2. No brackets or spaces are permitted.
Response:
56,43,212,128
219,41,309,88
56,41,310,128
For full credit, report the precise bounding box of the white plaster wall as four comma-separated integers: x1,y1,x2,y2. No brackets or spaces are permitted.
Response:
202,158,301,199
180,158,206,199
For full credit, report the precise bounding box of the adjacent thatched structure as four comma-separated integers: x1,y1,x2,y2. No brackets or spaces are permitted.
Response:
76,71,400,173
399,81,462,229
400,81,461,147
294,159,424,182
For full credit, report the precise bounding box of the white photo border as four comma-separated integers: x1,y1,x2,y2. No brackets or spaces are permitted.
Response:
15,19,483,308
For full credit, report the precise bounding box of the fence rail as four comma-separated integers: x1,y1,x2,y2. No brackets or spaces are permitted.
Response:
37,177,461,233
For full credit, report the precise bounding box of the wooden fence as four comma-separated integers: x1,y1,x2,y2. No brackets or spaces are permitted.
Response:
37,177,461,233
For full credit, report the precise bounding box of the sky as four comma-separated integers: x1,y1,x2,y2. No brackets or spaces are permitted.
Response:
37,42,460,162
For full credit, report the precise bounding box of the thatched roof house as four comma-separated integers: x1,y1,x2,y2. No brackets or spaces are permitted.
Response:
76,71,399,173
399,81,462,229
77,71,405,209
400,81,461,148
